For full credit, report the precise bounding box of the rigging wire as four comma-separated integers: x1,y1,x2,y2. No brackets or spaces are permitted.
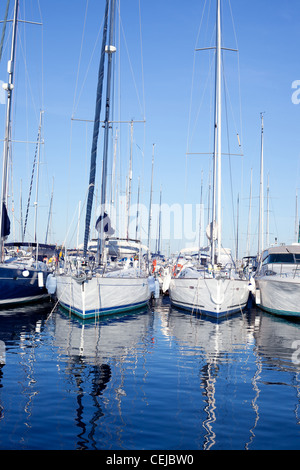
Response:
118,9,144,119
72,4,105,119
71,0,89,118
228,0,243,147
68,0,146,243
184,0,208,199
222,61,236,256
0,0,10,63
138,0,146,241
67,0,104,241
184,0,244,255
220,0,244,259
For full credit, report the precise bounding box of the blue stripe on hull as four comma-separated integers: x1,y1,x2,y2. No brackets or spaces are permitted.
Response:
256,303,300,319
170,299,245,319
59,299,150,320
0,266,48,307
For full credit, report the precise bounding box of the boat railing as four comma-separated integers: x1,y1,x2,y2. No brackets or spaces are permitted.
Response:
264,262,300,278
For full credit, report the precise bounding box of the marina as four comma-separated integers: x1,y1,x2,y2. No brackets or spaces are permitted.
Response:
0,298,300,450
0,0,300,452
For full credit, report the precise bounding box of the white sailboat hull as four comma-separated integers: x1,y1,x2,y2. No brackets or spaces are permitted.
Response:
169,276,249,319
255,277,300,318
56,273,150,319
254,244,300,318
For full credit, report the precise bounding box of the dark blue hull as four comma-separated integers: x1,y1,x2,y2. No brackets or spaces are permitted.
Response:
0,263,49,307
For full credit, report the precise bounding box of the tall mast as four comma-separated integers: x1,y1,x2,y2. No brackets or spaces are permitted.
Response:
147,144,155,256
33,110,44,243
157,185,162,255
266,173,270,248
126,120,133,240
258,112,264,256
246,168,253,256
0,0,19,261
211,0,222,266
295,191,299,244
198,169,203,261
98,0,116,262
236,193,239,262
135,176,140,240
45,177,54,244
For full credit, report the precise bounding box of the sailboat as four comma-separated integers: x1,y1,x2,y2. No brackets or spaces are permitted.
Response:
254,244,300,318
254,116,300,318
0,0,54,307
54,0,150,320
169,0,249,319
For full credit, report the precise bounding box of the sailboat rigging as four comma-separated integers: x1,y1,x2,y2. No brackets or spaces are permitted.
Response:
0,0,55,307
169,0,249,319
0,0,18,257
83,0,110,260
254,115,300,319
53,0,150,320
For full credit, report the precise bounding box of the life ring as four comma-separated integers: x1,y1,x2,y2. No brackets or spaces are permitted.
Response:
152,259,157,273
172,264,183,275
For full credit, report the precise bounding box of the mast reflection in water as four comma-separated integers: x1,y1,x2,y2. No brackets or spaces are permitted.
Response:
0,298,299,450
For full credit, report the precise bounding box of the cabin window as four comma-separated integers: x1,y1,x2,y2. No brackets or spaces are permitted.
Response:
264,253,295,264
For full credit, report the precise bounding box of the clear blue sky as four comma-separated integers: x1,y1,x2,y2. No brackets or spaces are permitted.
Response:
1,0,300,258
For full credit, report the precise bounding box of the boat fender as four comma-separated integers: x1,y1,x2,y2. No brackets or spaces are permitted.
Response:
148,275,155,294
46,273,57,294
154,279,160,299
162,273,171,293
152,259,157,273
38,272,44,288
248,277,255,292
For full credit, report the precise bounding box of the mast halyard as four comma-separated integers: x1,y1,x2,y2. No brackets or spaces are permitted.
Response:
0,0,19,262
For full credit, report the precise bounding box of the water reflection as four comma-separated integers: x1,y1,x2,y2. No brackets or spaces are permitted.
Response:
161,304,254,449
161,300,300,449
0,298,299,449
0,302,53,434
254,313,300,370
53,306,152,449
250,312,300,449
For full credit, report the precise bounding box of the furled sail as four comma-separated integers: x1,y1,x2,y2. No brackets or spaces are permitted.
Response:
83,0,110,257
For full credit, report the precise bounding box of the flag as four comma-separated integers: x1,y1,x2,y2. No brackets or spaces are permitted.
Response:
1,202,10,238
95,211,114,236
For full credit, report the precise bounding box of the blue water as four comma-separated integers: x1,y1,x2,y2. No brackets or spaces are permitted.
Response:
0,296,299,450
